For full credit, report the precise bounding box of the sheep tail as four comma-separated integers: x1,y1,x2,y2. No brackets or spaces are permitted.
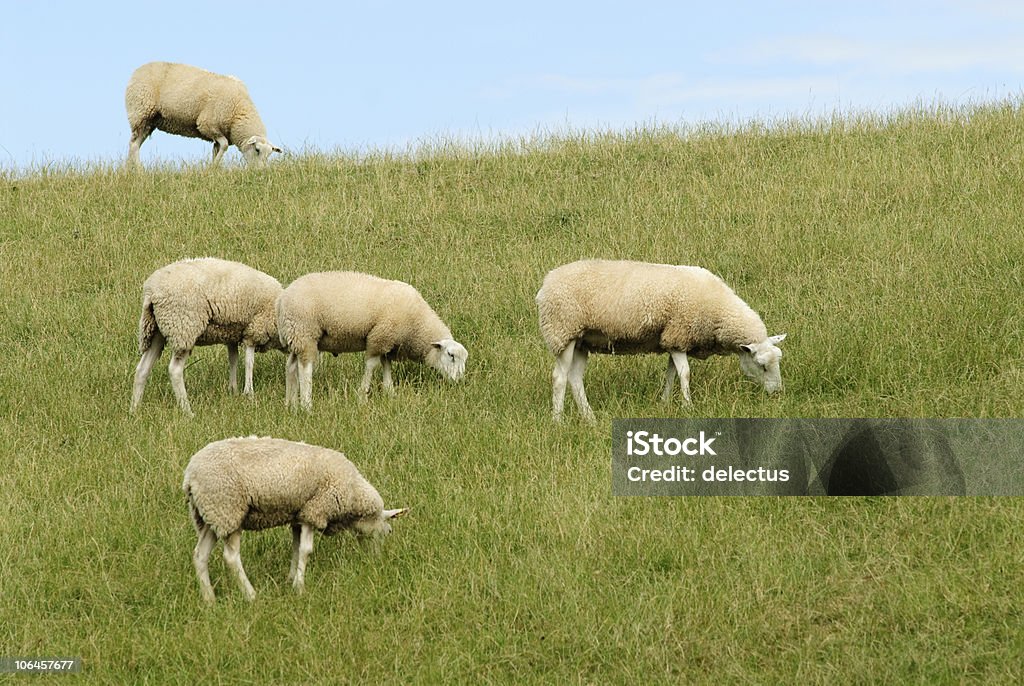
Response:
138,294,158,355
183,483,206,533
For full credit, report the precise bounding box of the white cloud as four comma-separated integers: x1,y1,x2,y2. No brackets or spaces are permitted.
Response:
726,35,1024,74
942,0,1024,21
478,8,1024,129
483,73,840,107
651,76,840,105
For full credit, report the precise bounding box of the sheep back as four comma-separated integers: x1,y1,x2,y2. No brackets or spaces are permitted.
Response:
141,258,282,352
278,271,451,361
537,259,767,357
182,437,384,538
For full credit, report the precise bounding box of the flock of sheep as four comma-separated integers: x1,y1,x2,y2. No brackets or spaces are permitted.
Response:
130,259,468,415
125,62,786,601
130,257,785,419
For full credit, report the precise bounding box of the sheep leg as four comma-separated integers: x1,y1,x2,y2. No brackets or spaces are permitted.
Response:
290,523,315,594
192,524,218,604
662,355,677,401
243,345,256,395
285,351,299,408
298,356,315,411
211,136,230,164
551,341,576,422
127,123,154,166
130,331,165,413
359,355,382,400
227,343,239,394
168,349,194,417
287,524,301,583
669,351,692,404
381,358,395,395
568,346,595,423
222,530,256,601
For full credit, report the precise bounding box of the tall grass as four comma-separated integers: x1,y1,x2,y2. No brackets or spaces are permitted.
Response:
0,102,1022,682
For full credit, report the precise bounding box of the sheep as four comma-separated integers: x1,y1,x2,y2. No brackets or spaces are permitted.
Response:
130,257,284,416
183,436,408,602
125,61,282,167
536,259,786,422
276,271,468,410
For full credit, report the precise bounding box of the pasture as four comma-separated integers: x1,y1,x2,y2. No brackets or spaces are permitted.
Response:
1,103,1021,682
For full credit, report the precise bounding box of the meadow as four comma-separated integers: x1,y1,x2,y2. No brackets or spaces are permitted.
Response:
1,103,1022,683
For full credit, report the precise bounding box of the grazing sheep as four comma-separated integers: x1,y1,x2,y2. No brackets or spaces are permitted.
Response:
125,61,282,167
277,271,468,410
130,258,284,416
183,436,408,602
536,259,786,422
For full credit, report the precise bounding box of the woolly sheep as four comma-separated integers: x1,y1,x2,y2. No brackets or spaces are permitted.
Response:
125,61,282,167
183,436,408,602
130,257,284,416
536,259,787,422
277,271,468,410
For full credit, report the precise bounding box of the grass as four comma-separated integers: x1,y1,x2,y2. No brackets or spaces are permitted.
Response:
1,102,1022,683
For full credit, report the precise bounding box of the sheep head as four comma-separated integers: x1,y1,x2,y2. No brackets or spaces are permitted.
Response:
429,339,468,381
351,507,409,537
738,334,786,394
240,135,283,166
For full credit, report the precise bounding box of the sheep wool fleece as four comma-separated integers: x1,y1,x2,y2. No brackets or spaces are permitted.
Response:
537,259,768,357
139,258,282,354
183,437,385,536
126,62,269,146
277,271,452,362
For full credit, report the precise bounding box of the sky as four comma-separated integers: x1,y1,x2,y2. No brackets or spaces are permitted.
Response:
2,1,1024,169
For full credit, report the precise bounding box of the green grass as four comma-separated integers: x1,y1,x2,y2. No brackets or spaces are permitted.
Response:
1,102,1022,683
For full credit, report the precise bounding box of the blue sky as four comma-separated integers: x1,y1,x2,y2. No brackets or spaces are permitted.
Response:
2,1,1023,168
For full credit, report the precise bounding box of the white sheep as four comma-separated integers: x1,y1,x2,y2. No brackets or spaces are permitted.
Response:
130,257,283,416
536,259,786,422
276,271,468,410
125,61,282,167
183,436,407,602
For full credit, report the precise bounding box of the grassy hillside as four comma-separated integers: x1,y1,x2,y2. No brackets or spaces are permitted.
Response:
1,103,1022,682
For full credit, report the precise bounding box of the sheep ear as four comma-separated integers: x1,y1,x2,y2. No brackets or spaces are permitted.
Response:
739,344,755,353
768,334,787,345
431,341,444,350
383,508,409,519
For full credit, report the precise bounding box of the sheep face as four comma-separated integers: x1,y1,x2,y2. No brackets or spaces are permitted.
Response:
428,339,468,381
738,334,787,393
351,508,409,537
240,135,282,166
